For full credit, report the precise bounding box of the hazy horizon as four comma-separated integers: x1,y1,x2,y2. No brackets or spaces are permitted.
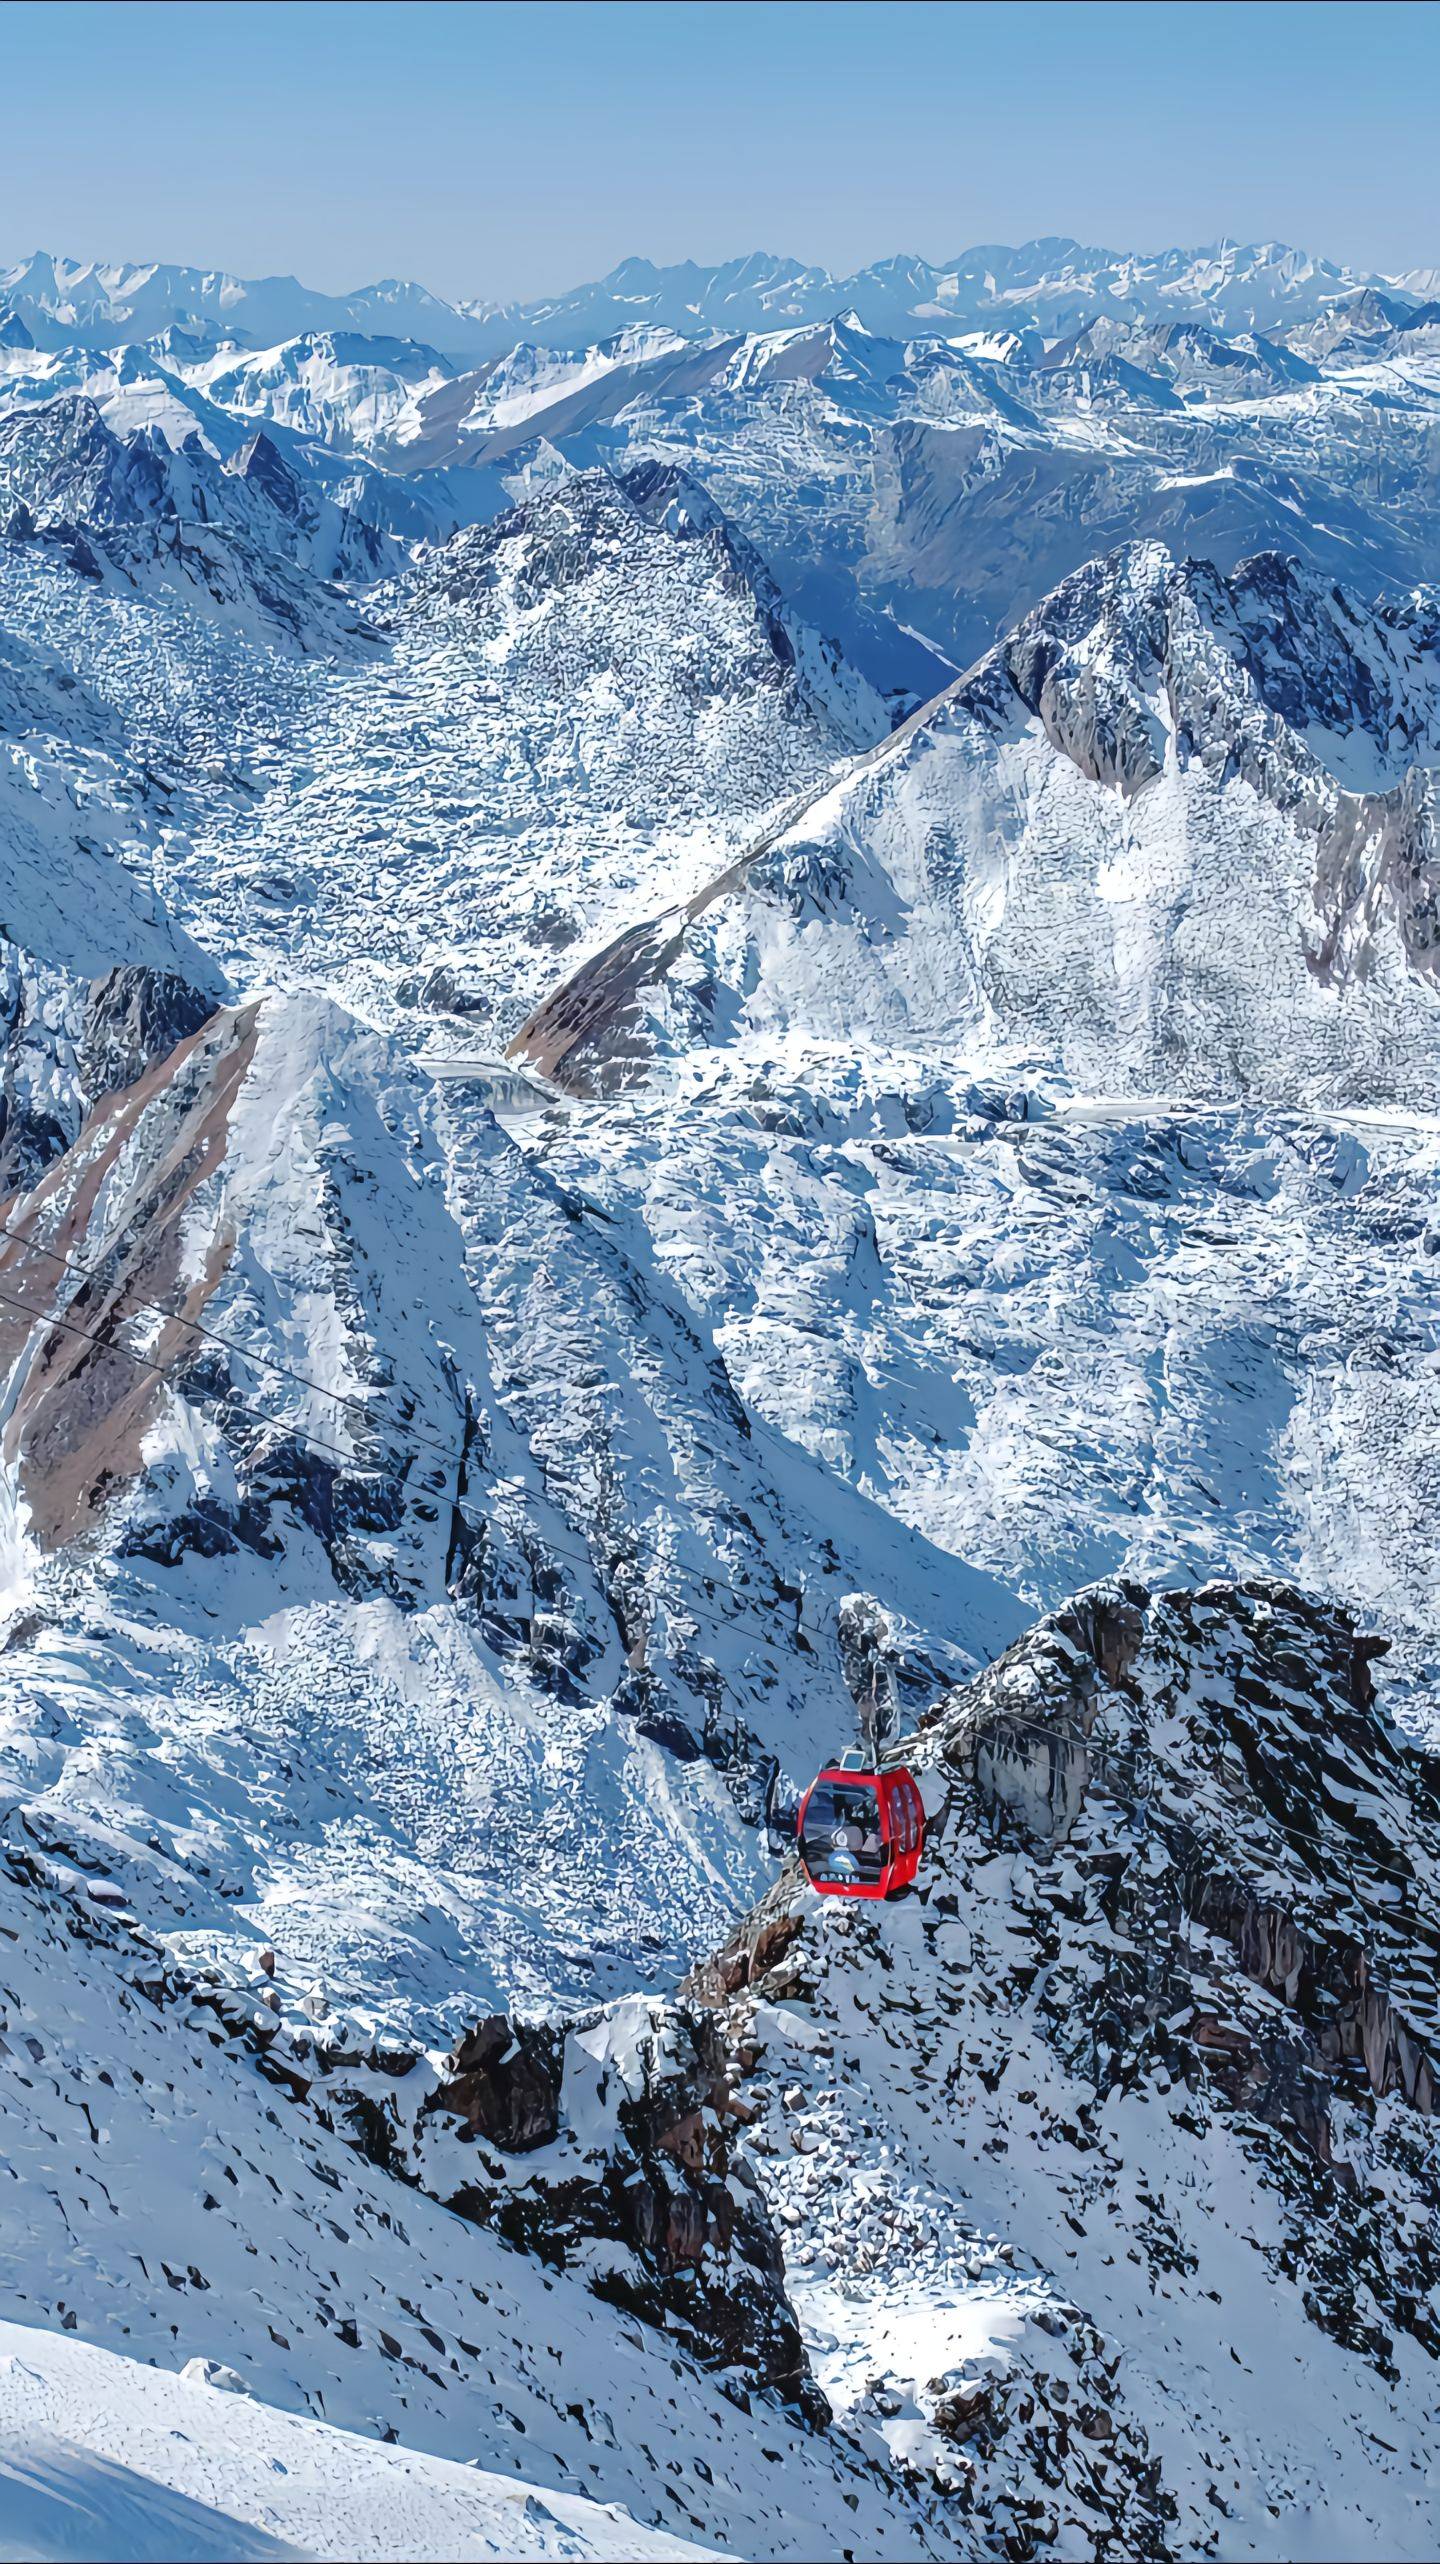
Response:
1,226,1423,313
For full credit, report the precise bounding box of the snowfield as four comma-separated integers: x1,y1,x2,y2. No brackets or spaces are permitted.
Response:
0,2320,714,2563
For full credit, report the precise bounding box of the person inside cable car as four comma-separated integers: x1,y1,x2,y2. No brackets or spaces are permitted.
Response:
799,1779,886,1886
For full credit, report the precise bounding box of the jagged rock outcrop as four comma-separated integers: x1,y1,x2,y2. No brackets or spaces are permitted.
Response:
695,1578,1440,2554
402,1994,821,2416
430,2012,564,2151
0,956,223,1200
78,962,219,1113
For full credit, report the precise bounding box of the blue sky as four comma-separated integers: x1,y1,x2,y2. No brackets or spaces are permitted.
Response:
2,0,1433,300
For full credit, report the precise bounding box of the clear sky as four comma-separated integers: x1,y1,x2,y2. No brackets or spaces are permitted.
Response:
2,0,1433,304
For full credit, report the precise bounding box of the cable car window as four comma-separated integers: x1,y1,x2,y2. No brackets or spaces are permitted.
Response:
799,1781,886,1885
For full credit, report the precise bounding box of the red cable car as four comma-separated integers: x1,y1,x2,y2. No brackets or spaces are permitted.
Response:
796,1752,925,1900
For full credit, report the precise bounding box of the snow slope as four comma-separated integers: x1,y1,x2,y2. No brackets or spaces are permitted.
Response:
0,2319,708,2563
0,1809,954,2562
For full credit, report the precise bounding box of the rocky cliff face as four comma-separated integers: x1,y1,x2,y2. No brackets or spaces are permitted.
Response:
409,1995,820,2414
0,991,487,1591
697,1578,1440,2556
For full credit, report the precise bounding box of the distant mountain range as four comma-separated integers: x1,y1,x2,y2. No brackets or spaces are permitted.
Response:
0,235,1422,361
8,235,1440,698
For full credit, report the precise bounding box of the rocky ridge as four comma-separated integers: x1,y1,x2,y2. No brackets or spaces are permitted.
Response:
697,1578,1440,2556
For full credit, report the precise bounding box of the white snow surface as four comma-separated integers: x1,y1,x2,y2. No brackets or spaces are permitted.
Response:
0,1826,943,2562
0,2318,710,2562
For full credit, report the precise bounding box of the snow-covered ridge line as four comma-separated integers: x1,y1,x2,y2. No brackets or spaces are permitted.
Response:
511,538,1440,1107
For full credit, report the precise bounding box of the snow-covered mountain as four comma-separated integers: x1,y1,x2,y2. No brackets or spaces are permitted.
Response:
8,239,1440,694
2,229,1440,2561
0,395,393,643
506,538,1440,1723
0,252,503,363
514,540,1440,1106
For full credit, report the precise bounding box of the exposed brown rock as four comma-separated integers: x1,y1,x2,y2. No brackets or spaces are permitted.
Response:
0,1001,258,1548
418,1995,823,2418
428,2014,561,2153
